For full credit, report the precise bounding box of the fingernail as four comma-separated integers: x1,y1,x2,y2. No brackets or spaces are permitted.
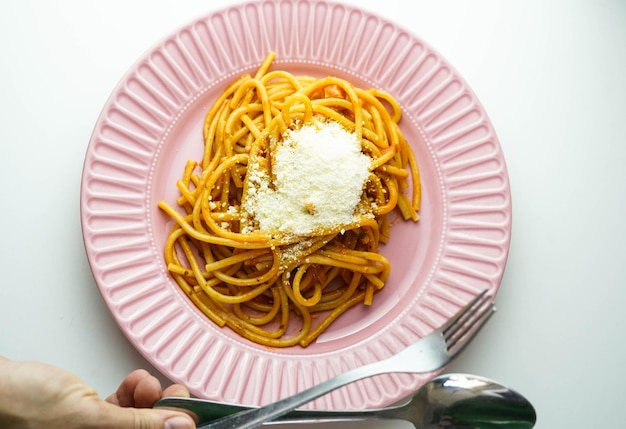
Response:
165,416,194,429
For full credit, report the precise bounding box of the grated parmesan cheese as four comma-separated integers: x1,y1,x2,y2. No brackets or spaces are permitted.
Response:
242,120,371,239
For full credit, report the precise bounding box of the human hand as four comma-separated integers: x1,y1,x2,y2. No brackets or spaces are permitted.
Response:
0,356,195,429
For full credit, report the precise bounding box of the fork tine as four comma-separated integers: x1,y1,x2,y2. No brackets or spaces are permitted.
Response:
444,290,492,338
446,300,496,351
440,289,489,334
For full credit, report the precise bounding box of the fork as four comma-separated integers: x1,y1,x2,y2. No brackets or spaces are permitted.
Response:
198,289,495,429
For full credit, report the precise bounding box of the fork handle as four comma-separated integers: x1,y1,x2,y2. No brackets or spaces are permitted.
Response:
197,359,394,429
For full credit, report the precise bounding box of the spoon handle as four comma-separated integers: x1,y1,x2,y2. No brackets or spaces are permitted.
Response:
156,396,402,426
196,359,396,429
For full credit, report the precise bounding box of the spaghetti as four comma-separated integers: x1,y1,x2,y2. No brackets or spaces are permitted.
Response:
159,52,421,347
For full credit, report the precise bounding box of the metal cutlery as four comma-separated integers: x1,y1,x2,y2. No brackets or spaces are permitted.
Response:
195,289,495,429
157,373,536,428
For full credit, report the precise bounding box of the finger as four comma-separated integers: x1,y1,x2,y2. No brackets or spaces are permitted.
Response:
133,374,163,408
95,403,195,429
162,383,191,398
106,369,154,407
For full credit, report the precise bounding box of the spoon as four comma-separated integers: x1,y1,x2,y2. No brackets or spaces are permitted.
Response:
155,373,537,428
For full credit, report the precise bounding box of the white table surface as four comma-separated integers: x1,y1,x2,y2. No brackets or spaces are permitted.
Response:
2,1,625,428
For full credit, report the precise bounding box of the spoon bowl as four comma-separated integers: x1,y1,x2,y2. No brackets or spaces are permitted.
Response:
155,373,536,428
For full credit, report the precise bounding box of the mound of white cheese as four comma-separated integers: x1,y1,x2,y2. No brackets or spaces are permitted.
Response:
242,120,372,239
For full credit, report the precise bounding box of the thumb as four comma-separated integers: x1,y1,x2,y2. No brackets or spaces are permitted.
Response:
96,403,196,429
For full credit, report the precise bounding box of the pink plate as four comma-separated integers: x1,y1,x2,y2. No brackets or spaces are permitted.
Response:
80,0,511,409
